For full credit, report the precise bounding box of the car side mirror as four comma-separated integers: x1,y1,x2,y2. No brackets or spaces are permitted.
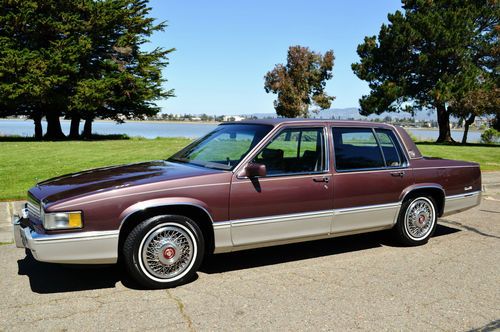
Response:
239,163,267,178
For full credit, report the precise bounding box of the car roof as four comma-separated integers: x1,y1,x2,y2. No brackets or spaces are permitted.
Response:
225,118,394,129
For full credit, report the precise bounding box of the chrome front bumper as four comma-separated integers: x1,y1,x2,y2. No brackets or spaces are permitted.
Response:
12,209,119,264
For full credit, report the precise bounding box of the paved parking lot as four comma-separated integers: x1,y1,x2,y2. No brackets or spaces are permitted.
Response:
0,190,499,331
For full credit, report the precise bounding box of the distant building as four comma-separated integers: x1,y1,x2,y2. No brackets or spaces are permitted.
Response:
222,115,245,122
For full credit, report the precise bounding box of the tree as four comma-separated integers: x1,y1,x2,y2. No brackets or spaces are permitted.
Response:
69,0,174,139
0,0,85,139
450,87,499,143
352,0,499,142
0,0,173,140
264,46,335,118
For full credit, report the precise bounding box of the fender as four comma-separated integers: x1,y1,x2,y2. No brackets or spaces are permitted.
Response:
118,197,214,230
399,183,445,202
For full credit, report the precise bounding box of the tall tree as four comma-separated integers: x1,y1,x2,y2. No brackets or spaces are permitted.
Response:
0,0,83,139
0,0,173,140
264,46,335,118
352,0,499,143
68,0,174,138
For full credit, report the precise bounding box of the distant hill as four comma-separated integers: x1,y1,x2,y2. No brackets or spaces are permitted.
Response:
246,108,437,121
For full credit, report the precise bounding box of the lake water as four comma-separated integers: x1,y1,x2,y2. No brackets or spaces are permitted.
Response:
0,119,483,142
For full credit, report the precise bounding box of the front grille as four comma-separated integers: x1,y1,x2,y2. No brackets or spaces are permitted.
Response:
27,195,41,221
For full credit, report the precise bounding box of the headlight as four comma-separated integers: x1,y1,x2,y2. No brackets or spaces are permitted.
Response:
43,211,83,230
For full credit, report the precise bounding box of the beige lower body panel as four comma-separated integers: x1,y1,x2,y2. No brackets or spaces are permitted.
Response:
332,203,400,234
16,226,119,264
214,203,400,254
443,191,481,216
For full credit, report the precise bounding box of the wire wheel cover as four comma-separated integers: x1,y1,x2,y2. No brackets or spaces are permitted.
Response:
141,225,194,279
405,199,434,239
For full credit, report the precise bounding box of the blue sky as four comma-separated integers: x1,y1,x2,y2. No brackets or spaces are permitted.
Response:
147,0,403,115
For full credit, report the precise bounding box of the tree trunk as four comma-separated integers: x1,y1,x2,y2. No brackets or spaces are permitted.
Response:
69,114,81,139
436,104,454,143
44,109,66,140
33,112,43,140
493,113,500,131
82,118,93,139
461,114,476,145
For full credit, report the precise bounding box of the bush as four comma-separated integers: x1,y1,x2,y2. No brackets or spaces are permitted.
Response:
481,128,500,144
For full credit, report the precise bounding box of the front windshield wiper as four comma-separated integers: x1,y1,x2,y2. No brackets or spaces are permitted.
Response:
169,158,231,171
203,162,232,171
168,157,189,163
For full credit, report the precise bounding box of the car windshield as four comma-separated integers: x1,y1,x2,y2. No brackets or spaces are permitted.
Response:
169,124,273,170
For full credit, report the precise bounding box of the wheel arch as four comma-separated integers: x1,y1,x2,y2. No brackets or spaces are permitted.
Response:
400,184,446,217
118,200,215,259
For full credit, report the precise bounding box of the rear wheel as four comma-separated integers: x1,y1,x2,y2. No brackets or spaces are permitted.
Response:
394,196,437,246
123,215,204,289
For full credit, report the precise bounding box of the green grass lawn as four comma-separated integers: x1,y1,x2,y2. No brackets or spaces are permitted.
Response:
0,137,191,200
416,143,500,172
0,137,498,201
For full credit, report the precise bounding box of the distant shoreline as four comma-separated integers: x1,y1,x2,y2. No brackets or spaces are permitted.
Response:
0,118,221,125
0,118,483,132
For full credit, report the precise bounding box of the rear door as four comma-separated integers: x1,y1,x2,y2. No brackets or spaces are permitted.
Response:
230,125,333,246
331,126,413,233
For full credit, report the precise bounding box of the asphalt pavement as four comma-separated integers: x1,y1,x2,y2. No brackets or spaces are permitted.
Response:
0,174,499,331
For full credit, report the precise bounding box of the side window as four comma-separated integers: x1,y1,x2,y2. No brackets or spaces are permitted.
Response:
375,129,405,167
254,127,325,175
333,128,385,170
189,131,255,167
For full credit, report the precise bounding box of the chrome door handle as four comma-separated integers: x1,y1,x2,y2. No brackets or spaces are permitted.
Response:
313,176,329,183
390,171,405,177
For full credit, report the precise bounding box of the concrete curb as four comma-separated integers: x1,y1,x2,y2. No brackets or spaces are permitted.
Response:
0,201,24,243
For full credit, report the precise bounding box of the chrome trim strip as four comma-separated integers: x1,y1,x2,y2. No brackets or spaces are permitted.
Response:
445,191,481,200
119,202,215,231
334,202,401,214
400,184,445,202
58,182,230,209
232,173,333,183
333,167,410,175
231,209,333,227
414,166,479,170
31,230,119,243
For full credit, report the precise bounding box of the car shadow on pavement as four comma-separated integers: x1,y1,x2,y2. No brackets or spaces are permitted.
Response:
17,250,128,294
200,224,460,274
17,224,460,293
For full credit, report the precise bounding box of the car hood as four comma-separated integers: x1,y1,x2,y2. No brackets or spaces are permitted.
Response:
29,161,220,205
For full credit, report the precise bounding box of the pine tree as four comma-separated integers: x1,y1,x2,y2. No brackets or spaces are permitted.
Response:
352,0,499,142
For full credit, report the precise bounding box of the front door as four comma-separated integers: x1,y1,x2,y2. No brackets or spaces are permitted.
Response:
230,126,333,246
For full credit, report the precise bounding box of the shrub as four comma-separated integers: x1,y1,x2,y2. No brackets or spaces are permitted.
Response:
481,128,500,144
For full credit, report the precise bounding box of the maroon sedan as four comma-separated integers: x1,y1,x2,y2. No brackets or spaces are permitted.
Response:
13,119,481,288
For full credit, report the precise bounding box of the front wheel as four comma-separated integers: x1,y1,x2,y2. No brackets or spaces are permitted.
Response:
394,196,437,246
123,215,205,289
